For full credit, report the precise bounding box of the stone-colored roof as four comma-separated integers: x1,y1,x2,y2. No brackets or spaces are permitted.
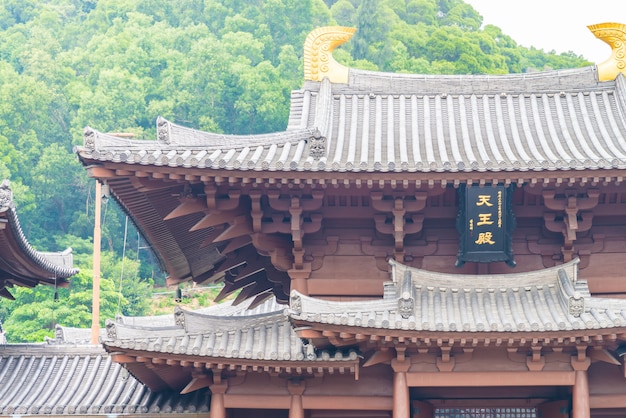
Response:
104,302,358,363
51,325,107,345
114,296,284,328
0,344,208,415
0,180,78,297
77,66,626,175
288,259,626,334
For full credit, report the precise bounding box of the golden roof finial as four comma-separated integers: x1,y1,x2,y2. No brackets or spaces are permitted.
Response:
588,22,626,81
304,26,356,84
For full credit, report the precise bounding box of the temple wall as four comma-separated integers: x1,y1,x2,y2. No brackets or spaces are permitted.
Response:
589,362,626,397
224,365,392,400
303,187,626,299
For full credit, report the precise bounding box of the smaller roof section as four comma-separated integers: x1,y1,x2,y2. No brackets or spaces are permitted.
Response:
101,297,360,392
0,180,78,299
104,299,357,364
0,343,207,415
289,258,626,334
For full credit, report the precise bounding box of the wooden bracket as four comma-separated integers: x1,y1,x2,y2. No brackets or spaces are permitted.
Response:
526,346,545,371
542,189,598,260
436,346,455,372
371,191,428,256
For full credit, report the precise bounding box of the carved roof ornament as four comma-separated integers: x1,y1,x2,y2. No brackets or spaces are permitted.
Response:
157,116,171,144
0,180,12,211
174,306,186,328
308,128,326,160
105,319,117,340
398,270,415,319
83,127,96,151
588,22,626,81
304,26,356,83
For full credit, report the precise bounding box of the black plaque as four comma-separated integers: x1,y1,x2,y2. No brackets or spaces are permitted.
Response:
456,184,516,267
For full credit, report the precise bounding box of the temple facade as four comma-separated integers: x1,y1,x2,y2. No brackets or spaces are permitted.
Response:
75,23,626,418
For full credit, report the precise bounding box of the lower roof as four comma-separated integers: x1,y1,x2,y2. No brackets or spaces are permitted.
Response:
288,258,626,335
0,344,206,415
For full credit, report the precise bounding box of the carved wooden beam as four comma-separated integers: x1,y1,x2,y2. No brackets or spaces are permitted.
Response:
198,225,226,249
267,190,324,212
371,191,427,213
85,166,116,179
205,186,241,211
164,196,207,220
251,233,294,271
249,189,263,232
212,245,258,276
180,374,211,394
214,270,265,302
542,189,599,260
128,176,176,192
213,215,253,243
247,291,273,309
221,235,252,255
232,281,272,305
190,209,246,232
370,191,428,255
363,347,394,367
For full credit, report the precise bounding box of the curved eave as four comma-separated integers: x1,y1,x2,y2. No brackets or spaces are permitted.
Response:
289,318,626,347
102,308,359,371
388,257,579,288
0,183,77,293
88,175,219,286
288,259,626,336
77,71,626,175
78,121,314,171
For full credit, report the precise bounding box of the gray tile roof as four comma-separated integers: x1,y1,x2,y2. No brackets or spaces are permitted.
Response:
0,344,208,415
288,258,626,334
0,180,78,296
114,296,284,328
51,325,107,344
104,304,358,363
77,67,626,175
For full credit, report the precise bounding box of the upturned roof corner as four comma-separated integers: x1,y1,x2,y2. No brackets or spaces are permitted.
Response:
588,22,626,81
303,26,356,84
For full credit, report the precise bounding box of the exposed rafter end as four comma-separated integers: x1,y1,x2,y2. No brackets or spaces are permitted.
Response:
180,375,211,394
164,197,207,220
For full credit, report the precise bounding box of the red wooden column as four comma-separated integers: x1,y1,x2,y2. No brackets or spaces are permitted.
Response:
210,376,228,418
392,354,411,418
571,350,591,418
572,370,590,418
288,379,306,418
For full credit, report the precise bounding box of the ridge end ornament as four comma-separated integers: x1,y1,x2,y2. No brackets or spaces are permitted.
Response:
157,116,171,144
105,319,117,340
308,128,326,161
0,180,12,211
304,26,356,83
174,306,186,328
84,127,96,151
588,22,626,81
398,270,415,319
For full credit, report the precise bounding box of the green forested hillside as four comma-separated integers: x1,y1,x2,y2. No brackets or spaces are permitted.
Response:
0,0,590,341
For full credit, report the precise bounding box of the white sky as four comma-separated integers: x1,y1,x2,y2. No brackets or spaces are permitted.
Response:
465,0,626,63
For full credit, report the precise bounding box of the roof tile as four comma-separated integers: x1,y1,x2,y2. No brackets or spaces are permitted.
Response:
288,259,626,334
78,68,626,175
